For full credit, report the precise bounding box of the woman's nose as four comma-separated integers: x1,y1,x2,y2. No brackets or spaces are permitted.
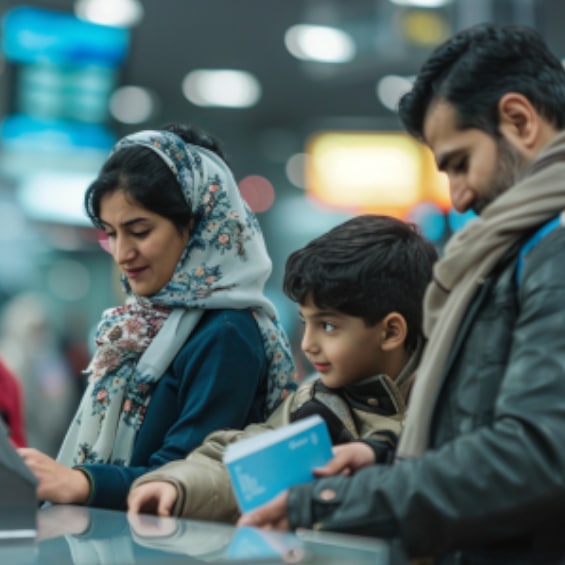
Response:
114,235,136,264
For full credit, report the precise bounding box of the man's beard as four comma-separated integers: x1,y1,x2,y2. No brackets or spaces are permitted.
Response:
472,138,526,215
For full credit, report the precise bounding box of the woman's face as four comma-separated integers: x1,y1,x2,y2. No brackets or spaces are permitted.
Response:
99,189,190,297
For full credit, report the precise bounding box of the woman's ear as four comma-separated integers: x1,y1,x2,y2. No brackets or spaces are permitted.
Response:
379,312,408,352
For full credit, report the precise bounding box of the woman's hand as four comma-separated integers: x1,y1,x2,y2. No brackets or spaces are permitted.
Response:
313,442,376,477
37,505,91,540
17,448,91,505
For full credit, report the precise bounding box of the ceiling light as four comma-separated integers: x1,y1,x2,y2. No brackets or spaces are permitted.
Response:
284,24,355,63
238,175,275,213
285,153,309,189
182,70,261,108
389,0,452,7
74,0,143,28
110,85,156,124
376,75,414,112
18,172,93,225
401,11,450,45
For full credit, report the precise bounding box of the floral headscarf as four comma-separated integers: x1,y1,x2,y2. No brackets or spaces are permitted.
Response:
58,130,297,467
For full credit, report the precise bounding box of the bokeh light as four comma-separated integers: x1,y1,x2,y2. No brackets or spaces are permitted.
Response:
238,175,276,213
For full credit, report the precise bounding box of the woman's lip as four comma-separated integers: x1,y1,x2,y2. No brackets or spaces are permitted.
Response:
125,267,147,278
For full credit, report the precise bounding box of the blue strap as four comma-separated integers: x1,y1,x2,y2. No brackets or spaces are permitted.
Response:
516,215,562,286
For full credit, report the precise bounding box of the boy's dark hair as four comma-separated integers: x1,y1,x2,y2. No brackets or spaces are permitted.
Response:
398,23,565,141
283,214,437,352
84,123,227,234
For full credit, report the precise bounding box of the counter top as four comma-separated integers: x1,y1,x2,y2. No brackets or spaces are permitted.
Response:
0,504,407,564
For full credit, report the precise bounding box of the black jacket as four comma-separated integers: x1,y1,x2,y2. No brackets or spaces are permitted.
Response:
287,224,565,563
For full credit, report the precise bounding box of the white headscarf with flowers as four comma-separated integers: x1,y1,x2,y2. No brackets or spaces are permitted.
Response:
57,130,297,467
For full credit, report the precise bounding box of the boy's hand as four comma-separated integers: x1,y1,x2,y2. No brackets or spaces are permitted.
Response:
313,442,375,477
237,491,290,530
128,481,178,517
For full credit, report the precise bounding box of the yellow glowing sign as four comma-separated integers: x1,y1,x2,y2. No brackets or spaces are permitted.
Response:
306,131,450,217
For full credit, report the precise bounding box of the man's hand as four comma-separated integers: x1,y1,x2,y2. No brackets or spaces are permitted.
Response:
313,442,375,477
17,447,90,504
128,481,178,517
237,490,290,530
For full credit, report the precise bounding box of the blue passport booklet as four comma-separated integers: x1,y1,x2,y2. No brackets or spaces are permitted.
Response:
223,414,333,514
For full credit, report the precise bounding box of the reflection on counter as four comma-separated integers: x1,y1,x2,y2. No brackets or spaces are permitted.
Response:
0,504,407,564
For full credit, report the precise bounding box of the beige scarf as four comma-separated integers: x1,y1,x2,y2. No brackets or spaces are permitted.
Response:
397,131,565,459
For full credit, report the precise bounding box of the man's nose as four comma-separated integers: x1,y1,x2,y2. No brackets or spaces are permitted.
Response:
448,176,470,213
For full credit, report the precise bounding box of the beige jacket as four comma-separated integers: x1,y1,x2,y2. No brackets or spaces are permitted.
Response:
131,353,417,523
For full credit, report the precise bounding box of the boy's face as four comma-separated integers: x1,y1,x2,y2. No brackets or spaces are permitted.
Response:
299,295,388,389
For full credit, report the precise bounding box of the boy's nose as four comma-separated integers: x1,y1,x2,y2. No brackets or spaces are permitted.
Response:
301,329,319,354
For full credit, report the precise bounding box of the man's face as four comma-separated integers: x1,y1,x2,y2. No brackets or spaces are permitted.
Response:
423,100,527,215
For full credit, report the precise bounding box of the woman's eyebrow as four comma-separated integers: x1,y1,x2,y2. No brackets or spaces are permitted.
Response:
100,217,148,229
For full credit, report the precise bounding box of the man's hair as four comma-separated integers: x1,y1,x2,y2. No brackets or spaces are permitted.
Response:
398,23,565,140
283,214,438,352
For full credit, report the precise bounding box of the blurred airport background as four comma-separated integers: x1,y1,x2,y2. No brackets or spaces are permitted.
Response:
0,0,561,453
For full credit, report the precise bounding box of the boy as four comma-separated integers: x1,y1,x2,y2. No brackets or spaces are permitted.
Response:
127,214,437,522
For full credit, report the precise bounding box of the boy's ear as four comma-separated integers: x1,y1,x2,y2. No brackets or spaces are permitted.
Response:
379,312,408,351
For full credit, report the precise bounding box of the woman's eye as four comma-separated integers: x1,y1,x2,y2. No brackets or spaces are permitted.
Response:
132,230,150,238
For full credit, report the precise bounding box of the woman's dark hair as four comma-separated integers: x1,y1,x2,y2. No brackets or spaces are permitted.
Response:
398,24,565,140
84,123,227,233
283,214,438,352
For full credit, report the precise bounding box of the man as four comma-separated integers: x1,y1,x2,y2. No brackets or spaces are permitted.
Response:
238,24,565,562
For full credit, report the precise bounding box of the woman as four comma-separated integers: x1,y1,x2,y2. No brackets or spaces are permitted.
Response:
18,124,297,509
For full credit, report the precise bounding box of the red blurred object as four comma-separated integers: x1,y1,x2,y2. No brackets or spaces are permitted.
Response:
0,358,27,447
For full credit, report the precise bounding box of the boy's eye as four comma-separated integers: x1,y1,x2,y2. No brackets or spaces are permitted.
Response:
322,322,337,332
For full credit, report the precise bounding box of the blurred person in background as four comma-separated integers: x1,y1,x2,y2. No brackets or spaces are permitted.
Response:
0,355,27,447
18,123,297,510
0,292,78,455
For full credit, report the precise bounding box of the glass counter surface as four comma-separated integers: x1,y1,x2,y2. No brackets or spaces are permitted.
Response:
0,505,408,564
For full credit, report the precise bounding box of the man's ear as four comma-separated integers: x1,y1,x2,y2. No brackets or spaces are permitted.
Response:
498,92,542,156
379,312,408,351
